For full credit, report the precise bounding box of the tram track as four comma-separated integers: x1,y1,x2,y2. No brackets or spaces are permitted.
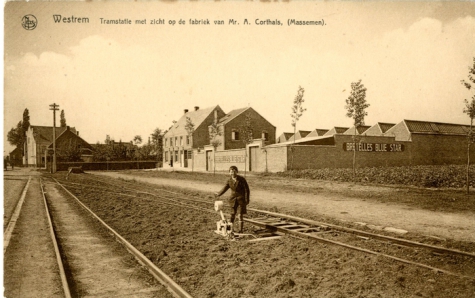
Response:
4,176,31,253
57,174,475,255
40,178,72,298
41,176,191,298
52,173,475,281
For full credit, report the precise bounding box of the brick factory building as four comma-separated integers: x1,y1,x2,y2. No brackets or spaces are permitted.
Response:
248,119,475,172
163,107,475,173
162,105,276,171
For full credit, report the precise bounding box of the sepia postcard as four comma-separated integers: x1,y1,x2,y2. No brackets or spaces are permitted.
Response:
3,1,475,297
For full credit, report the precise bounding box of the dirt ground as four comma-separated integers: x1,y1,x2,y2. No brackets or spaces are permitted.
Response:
92,170,475,243
5,168,474,297
61,171,475,298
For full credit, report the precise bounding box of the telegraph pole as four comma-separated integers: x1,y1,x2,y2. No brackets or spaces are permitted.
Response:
49,103,59,173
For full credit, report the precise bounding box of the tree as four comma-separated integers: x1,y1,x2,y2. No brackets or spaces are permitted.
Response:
7,121,24,148
133,135,142,169
290,86,306,171
60,110,67,127
22,108,30,134
133,135,143,145
7,109,30,152
345,79,370,182
185,117,195,172
209,121,222,175
139,143,154,160
239,113,254,176
461,57,475,194
56,139,82,162
92,142,109,161
151,128,164,164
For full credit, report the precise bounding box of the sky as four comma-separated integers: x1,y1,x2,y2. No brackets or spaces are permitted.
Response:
3,1,475,155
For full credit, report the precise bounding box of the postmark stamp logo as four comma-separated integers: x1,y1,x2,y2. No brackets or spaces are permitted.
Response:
22,15,38,30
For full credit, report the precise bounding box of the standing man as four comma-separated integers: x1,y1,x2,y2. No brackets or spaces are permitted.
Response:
215,165,250,233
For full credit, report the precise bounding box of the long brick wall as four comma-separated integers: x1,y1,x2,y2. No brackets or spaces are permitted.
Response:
410,134,475,165
261,146,288,172
163,133,475,173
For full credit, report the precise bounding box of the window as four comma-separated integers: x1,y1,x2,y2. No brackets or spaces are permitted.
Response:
174,150,178,162
187,151,192,159
262,131,268,141
180,136,183,146
165,138,168,147
175,137,178,146
186,135,190,145
232,130,240,140
165,152,168,162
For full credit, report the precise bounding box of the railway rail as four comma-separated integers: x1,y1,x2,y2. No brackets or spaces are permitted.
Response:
4,176,31,253
44,177,193,298
53,173,475,280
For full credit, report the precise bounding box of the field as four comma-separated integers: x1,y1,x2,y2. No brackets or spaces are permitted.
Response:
54,169,475,298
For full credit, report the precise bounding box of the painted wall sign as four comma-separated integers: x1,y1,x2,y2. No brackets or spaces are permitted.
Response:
215,155,246,163
343,143,404,152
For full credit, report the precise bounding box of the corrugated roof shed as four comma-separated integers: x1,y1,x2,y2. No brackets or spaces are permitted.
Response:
364,122,396,136
378,122,396,133
288,130,312,142
307,129,329,138
277,132,294,143
404,120,471,135
324,127,350,136
343,125,371,135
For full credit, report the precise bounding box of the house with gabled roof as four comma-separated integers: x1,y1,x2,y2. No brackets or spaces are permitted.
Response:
163,105,276,170
211,106,276,151
47,126,93,163
163,105,226,168
9,147,23,167
24,125,92,167
364,122,396,136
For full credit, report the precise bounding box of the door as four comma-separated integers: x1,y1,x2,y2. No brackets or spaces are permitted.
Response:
249,146,259,172
206,150,213,171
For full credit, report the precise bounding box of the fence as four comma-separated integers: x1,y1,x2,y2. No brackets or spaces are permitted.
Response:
51,161,161,171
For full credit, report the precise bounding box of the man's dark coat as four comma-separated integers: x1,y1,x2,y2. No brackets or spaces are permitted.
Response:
217,175,250,207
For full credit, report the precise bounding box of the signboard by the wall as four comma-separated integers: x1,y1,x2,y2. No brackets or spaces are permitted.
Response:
215,155,246,163
343,143,404,152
